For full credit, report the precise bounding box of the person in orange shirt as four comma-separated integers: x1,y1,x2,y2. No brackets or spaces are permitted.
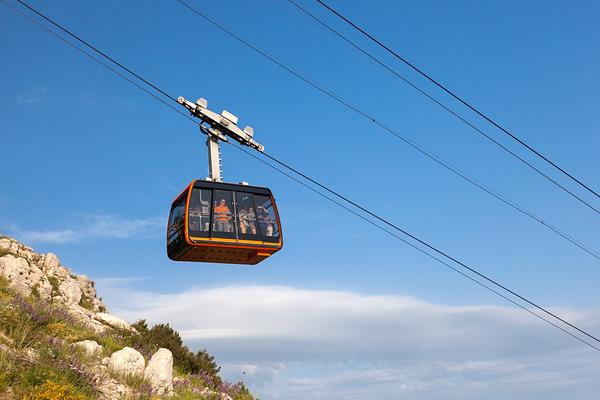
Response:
214,199,232,232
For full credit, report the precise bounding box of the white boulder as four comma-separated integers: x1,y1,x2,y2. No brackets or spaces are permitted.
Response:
95,313,132,331
144,348,173,396
108,347,145,377
75,340,104,356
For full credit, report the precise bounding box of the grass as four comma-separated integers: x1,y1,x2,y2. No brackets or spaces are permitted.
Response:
109,370,151,394
0,351,95,400
0,282,98,398
0,266,255,400
5,311,36,350
96,335,123,356
0,351,17,392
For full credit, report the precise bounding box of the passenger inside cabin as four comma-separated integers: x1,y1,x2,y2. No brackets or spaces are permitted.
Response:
239,208,257,235
257,205,274,236
189,206,201,232
246,207,257,234
213,198,232,232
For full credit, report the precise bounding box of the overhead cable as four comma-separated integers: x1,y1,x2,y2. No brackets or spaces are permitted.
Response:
233,144,600,353
174,0,600,255
178,0,600,216
4,0,600,353
314,0,600,202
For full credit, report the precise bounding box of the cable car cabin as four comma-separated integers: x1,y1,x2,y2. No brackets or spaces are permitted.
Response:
167,179,283,265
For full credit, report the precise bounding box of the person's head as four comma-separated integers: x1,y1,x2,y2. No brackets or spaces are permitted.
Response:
219,199,226,205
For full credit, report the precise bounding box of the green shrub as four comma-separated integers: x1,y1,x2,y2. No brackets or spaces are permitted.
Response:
30,284,40,300
129,320,221,381
0,276,9,293
78,295,94,311
47,277,60,298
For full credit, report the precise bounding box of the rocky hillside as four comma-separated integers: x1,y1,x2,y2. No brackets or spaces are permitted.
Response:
0,236,253,400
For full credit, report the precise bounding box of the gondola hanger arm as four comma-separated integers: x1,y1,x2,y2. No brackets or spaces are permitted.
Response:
178,96,264,152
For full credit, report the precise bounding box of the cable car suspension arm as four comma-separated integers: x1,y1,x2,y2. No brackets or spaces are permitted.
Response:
178,96,264,182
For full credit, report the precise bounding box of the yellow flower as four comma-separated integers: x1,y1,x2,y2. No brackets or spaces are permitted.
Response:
24,380,85,400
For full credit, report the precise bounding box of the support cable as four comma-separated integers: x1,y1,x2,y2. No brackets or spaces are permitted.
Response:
2,0,194,124
232,144,600,353
175,0,600,253
176,0,600,216
4,0,600,353
314,0,600,201
261,150,600,347
14,0,178,104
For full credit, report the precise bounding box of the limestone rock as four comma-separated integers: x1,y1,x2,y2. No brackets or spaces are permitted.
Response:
97,377,132,400
0,237,110,312
0,254,52,300
0,255,32,296
0,237,16,255
75,340,104,355
95,313,132,331
108,347,145,377
63,303,108,334
23,347,39,362
144,348,173,396
77,274,97,299
59,279,82,304
200,387,233,400
41,253,60,273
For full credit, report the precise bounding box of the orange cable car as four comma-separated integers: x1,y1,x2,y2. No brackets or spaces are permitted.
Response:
167,95,284,265
167,179,283,264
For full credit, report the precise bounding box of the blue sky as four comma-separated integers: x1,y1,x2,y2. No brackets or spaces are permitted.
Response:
2,0,600,398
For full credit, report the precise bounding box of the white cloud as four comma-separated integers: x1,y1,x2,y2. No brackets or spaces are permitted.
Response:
15,87,46,104
94,276,150,286
13,214,164,244
102,284,600,399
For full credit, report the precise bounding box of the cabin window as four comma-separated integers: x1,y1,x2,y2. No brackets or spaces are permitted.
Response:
212,190,235,237
188,188,212,238
253,194,279,239
235,192,259,238
182,187,279,242
168,195,186,244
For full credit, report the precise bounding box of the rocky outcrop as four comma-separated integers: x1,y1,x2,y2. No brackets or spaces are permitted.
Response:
0,254,53,301
144,348,173,396
59,279,82,304
75,340,104,356
0,236,243,400
0,236,110,333
77,274,97,301
97,377,132,400
95,313,133,331
108,347,145,377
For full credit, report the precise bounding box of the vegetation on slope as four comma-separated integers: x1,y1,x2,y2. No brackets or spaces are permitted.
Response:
0,276,254,399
